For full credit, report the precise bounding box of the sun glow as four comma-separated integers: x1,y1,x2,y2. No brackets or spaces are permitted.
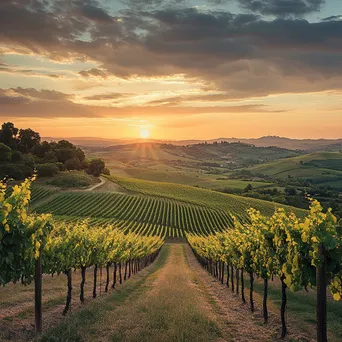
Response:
140,128,150,139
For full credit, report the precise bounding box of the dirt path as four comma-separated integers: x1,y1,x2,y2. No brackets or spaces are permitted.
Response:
1,244,315,342
85,176,107,191
41,244,232,342
185,245,314,342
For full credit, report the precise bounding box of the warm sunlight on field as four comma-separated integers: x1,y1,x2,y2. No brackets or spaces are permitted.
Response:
2,0,342,341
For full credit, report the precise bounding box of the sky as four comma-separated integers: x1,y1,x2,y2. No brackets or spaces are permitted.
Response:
1,0,342,140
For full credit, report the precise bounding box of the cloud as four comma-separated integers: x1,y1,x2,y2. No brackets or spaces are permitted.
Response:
79,3,114,23
84,92,133,100
237,0,325,17
78,68,112,79
322,15,342,21
0,87,285,118
10,87,73,101
1,1,342,102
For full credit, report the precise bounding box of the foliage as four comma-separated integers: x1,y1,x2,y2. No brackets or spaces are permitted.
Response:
0,122,108,180
1,177,164,286
0,176,53,285
0,143,11,162
46,171,100,188
36,163,60,177
187,199,342,298
87,158,105,177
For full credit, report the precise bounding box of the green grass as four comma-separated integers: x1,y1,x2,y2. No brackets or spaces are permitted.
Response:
248,152,342,182
107,175,306,217
242,276,342,342
40,245,170,342
121,167,275,190
34,191,235,237
45,171,100,189
41,244,230,342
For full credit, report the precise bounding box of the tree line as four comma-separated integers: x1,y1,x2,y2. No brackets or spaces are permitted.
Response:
0,122,109,179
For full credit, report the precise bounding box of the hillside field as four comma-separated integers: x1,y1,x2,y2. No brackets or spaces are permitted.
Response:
31,176,306,238
247,152,342,185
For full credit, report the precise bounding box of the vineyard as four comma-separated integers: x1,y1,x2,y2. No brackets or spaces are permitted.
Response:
31,176,306,238
33,191,235,237
30,185,57,204
187,201,342,342
0,177,164,335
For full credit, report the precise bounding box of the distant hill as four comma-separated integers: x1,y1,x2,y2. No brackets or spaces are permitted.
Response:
175,137,342,151
99,141,301,168
246,152,342,188
43,136,342,152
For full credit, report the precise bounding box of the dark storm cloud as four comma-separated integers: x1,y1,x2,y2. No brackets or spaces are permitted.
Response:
237,0,325,16
1,0,342,104
79,3,113,23
322,15,342,21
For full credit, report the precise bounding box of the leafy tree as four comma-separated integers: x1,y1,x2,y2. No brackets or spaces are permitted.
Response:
103,167,110,175
0,122,18,149
0,143,12,163
244,183,253,193
18,128,41,153
36,163,59,177
87,159,105,177
65,158,82,171
31,141,52,158
11,150,23,163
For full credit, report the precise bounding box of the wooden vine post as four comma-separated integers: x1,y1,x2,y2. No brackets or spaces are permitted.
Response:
35,252,42,334
316,244,327,342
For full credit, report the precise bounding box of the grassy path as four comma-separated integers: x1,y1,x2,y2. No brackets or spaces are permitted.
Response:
41,244,231,342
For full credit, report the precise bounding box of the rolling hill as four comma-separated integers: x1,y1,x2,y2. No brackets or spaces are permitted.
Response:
31,176,306,238
246,152,342,187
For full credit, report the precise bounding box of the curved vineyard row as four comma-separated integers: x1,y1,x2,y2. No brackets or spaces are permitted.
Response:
107,175,306,218
34,192,235,236
53,215,186,238
30,185,57,204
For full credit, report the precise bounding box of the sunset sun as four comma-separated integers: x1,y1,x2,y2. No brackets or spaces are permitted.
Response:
140,128,150,139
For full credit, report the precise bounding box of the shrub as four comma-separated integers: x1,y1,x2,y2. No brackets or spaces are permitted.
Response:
87,159,105,177
36,163,59,177
0,143,11,163
11,150,23,163
0,163,33,180
47,171,99,188
65,158,82,171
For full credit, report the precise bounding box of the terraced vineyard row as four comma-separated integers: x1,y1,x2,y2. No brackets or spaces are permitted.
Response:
108,175,306,217
30,185,57,204
54,215,185,238
34,191,237,236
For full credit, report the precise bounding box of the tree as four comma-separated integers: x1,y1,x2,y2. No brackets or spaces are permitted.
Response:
0,143,12,163
244,184,253,193
87,159,105,177
0,122,18,149
18,128,41,153
65,158,82,171
11,150,23,163
36,164,59,177
31,141,52,158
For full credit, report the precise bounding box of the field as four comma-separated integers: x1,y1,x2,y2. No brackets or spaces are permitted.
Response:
84,143,293,192
31,176,306,238
247,152,342,184
3,145,342,342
